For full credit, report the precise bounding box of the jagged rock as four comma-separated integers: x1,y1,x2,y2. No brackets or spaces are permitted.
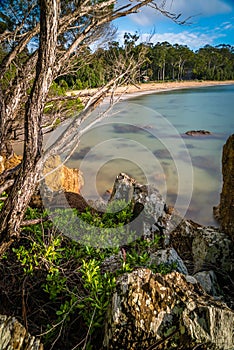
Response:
192,226,233,274
193,271,219,296
109,173,136,203
109,173,169,244
170,220,234,275
109,173,233,269
217,134,234,241
149,248,188,275
101,252,123,274
103,269,234,350
0,314,43,349
42,155,84,194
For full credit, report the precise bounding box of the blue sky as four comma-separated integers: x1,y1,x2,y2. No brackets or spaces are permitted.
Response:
113,0,234,50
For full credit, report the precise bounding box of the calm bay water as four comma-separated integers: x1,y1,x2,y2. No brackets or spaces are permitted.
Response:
65,84,234,226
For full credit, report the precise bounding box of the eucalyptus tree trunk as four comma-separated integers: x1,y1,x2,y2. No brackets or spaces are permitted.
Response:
0,0,59,255
0,0,185,255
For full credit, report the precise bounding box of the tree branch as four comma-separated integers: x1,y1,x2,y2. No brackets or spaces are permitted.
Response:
0,180,14,195
20,216,49,227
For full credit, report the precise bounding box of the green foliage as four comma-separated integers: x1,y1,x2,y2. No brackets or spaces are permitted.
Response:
43,94,83,120
79,259,116,329
52,200,136,248
49,81,67,96
61,41,234,87
11,203,178,348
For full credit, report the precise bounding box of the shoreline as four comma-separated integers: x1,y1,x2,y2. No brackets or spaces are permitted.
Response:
112,80,234,100
68,80,234,101
13,80,234,153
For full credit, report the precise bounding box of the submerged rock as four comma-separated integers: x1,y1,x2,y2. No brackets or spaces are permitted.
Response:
185,130,212,136
0,315,43,349
103,269,234,350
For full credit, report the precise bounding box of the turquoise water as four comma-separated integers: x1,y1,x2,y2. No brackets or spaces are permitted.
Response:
66,84,234,226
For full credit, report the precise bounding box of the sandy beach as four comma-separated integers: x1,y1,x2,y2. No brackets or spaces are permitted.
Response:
114,80,234,97
67,80,234,100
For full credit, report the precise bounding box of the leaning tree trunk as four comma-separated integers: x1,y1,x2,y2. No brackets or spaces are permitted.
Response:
0,0,59,255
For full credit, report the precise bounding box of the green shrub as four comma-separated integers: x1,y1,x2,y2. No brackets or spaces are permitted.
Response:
11,202,177,348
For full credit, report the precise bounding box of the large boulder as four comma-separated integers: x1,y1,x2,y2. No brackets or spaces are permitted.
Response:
218,134,234,241
0,315,43,349
109,173,172,246
193,270,219,296
103,269,234,350
42,155,84,194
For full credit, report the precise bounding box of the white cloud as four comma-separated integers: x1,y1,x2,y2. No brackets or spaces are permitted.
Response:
224,24,232,29
127,0,232,26
116,29,226,50
223,22,233,29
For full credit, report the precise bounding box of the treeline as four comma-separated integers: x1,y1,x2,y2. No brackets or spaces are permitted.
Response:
55,36,234,90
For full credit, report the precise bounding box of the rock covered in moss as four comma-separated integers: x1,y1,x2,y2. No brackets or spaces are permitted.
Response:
103,269,234,350
0,315,43,349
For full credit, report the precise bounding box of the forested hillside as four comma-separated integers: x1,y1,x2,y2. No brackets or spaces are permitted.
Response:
54,37,234,90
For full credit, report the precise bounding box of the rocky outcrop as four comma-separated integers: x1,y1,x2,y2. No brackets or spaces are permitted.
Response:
42,155,84,194
101,171,234,316
104,269,234,350
0,153,22,174
109,173,171,245
170,220,234,274
0,315,43,349
217,134,234,241
185,130,212,136
109,173,234,275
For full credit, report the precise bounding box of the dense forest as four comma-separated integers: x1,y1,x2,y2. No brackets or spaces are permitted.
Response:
54,35,234,90
1,33,234,94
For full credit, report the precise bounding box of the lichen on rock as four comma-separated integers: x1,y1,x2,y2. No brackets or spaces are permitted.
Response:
0,315,43,349
103,269,234,350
